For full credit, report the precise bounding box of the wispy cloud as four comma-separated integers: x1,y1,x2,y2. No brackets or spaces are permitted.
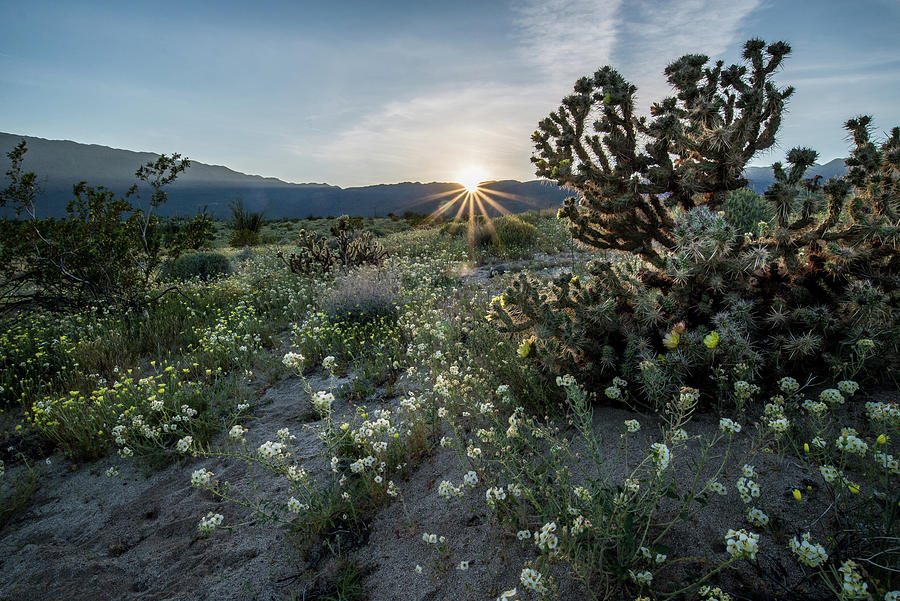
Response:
623,0,762,58
512,0,623,87
305,0,765,185
307,0,630,184
617,0,763,105
308,83,546,186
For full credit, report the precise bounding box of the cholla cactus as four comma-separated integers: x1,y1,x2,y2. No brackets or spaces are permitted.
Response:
344,230,388,268
278,215,387,274
534,39,792,267
760,118,899,279
493,38,899,405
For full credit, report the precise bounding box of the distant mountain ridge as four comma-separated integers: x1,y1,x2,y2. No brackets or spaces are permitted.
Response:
0,133,570,218
743,158,848,192
0,133,848,218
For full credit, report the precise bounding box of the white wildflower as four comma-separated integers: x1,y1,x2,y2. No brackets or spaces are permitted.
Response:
746,507,769,527
258,440,285,460
191,467,213,487
719,418,742,434
789,532,827,567
838,560,868,598
725,528,759,560
485,486,507,508
198,511,224,534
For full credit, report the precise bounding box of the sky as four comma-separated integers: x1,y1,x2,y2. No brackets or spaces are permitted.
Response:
1,0,898,187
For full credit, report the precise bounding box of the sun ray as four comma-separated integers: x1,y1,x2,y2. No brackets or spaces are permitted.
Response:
452,193,471,222
480,188,550,209
410,193,463,229
466,195,477,247
404,187,466,208
476,190,513,217
473,195,499,239
422,190,467,223
405,170,553,233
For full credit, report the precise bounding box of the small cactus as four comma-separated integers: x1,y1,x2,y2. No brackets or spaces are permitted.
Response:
278,216,387,275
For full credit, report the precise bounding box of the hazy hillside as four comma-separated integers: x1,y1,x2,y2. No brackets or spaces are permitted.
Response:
743,158,848,191
0,133,847,219
0,133,570,218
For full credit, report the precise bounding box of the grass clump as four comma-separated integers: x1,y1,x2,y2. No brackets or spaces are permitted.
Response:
228,200,265,247
0,455,40,531
325,266,400,323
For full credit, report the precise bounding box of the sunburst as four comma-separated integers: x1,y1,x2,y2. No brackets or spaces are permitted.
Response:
398,168,548,255
456,166,487,193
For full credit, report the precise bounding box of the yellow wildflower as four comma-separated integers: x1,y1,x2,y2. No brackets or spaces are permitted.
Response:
703,331,719,349
663,331,680,350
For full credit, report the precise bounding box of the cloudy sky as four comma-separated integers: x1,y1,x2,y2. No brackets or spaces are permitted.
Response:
2,0,898,187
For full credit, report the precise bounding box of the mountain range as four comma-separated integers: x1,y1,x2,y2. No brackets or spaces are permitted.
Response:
0,133,848,219
742,158,848,192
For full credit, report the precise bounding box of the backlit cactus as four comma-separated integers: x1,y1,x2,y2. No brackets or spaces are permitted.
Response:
492,38,899,405
533,39,793,267
278,216,387,274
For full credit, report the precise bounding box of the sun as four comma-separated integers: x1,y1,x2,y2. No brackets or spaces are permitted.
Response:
456,166,487,193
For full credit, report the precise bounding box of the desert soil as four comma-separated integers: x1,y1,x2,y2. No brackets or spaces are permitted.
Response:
1,366,828,600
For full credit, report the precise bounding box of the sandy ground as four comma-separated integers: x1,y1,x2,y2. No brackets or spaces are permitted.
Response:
0,366,854,601
0,376,332,601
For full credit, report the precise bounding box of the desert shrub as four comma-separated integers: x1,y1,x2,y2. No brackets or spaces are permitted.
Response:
491,39,900,408
437,220,462,238
439,217,495,248
514,209,541,224
229,228,261,247
401,210,429,226
325,266,400,322
232,247,256,263
0,143,189,311
722,188,774,236
229,199,264,232
160,211,216,257
163,252,231,281
471,221,495,249
492,214,539,256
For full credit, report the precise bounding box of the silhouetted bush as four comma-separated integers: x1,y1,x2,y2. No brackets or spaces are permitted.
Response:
163,252,231,281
